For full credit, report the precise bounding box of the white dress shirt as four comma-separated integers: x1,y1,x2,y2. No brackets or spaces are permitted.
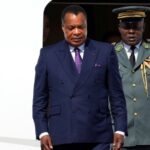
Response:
123,42,141,61
69,44,85,60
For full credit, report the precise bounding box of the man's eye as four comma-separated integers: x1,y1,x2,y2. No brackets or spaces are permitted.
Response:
67,26,74,30
81,25,86,28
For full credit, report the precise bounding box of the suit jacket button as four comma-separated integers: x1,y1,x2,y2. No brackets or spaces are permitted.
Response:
88,95,90,99
70,95,74,99
60,80,64,85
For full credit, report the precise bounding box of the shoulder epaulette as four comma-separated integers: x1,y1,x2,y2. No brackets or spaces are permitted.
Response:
114,43,123,52
142,42,150,49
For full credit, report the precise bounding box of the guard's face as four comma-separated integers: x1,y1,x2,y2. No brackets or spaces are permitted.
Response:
62,12,87,47
119,20,144,46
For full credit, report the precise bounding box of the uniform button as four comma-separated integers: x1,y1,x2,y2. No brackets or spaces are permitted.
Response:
133,98,136,102
132,83,136,87
134,112,138,116
131,70,135,73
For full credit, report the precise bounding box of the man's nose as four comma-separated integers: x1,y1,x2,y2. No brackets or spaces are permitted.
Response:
128,29,135,33
74,28,80,34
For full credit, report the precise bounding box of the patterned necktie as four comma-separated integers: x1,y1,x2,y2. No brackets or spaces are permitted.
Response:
74,47,82,73
129,46,136,67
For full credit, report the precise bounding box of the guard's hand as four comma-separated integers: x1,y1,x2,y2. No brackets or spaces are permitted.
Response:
112,133,124,150
40,135,53,150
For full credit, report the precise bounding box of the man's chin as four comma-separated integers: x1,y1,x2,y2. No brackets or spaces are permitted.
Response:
127,41,137,46
70,41,84,47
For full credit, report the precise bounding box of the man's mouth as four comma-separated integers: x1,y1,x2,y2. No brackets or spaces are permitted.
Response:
128,37,136,42
73,37,82,42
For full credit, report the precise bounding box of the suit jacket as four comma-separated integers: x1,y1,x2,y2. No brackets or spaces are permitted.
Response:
115,41,150,146
33,39,127,145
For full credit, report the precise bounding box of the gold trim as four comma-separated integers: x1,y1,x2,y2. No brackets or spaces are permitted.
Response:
115,43,123,52
118,11,146,19
140,56,150,98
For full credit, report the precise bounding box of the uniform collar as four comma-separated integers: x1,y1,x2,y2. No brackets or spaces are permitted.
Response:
123,41,141,52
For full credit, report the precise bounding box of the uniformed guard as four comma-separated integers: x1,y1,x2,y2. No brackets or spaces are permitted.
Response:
112,6,150,150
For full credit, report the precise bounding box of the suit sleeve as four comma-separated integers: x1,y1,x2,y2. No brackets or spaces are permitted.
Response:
107,45,127,135
32,48,49,139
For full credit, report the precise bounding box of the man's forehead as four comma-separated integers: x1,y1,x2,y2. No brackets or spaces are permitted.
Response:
119,18,144,30
119,17,144,23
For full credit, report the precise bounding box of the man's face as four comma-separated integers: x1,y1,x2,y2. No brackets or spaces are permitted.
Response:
119,20,144,46
62,12,87,47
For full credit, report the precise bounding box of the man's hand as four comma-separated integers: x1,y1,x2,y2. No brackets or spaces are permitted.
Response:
112,133,124,150
40,135,53,150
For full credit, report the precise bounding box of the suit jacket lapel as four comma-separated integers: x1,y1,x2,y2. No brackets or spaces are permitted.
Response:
55,41,78,84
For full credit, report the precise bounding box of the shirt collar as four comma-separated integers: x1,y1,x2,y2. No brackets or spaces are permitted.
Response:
69,44,85,52
123,41,142,52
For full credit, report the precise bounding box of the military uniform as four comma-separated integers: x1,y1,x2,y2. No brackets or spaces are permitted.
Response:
112,5,150,149
115,41,150,147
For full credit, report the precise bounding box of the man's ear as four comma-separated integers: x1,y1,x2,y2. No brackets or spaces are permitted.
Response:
118,26,121,33
118,22,121,32
62,25,64,32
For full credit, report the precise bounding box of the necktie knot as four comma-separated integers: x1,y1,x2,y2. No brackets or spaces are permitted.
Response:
130,46,136,51
74,47,80,52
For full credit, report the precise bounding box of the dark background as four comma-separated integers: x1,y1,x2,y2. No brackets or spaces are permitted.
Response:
43,1,150,47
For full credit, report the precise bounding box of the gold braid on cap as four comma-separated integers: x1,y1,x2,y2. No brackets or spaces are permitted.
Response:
118,11,146,19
